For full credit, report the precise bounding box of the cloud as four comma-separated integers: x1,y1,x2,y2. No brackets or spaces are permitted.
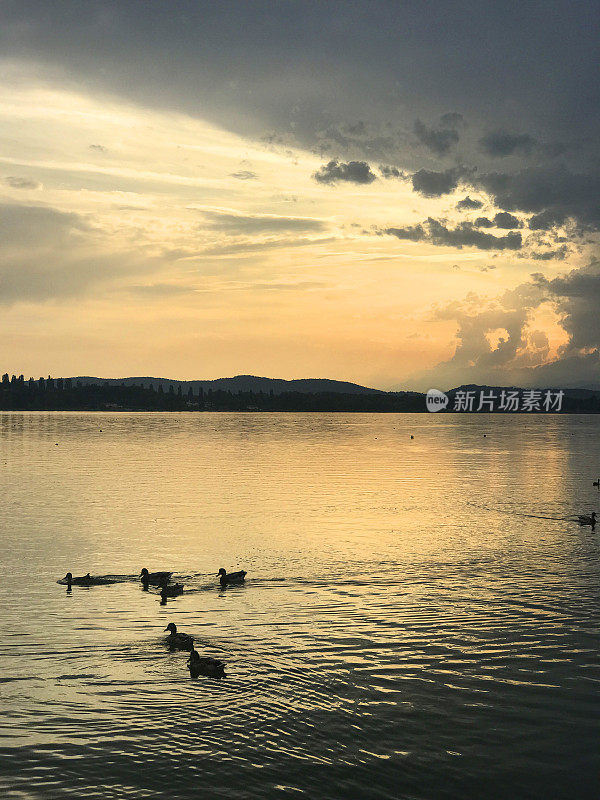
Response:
456,196,483,210
412,168,456,197
529,246,568,260
0,203,161,305
474,217,493,228
0,203,90,246
479,130,536,157
196,235,337,257
229,170,258,180
126,283,197,297
440,112,464,128
385,217,522,251
493,211,522,229
411,167,471,197
411,284,547,389
199,209,327,233
4,176,42,189
475,165,600,231
89,144,106,152
384,223,426,243
314,122,396,160
534,260,600,353
379,165,405,179
313,159,377,185
0,1,598,179
528,209,566,230
239,280,326,292
415,259,600,389
413,118,459,155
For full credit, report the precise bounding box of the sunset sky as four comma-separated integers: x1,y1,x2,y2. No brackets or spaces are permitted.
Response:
1,1,599,390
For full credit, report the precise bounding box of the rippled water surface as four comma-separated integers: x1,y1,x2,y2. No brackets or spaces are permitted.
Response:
1,412,599,799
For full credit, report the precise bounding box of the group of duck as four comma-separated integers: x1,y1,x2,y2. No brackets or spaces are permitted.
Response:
57,566,247,680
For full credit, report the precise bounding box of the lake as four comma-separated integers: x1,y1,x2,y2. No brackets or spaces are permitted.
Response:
0,412,599,799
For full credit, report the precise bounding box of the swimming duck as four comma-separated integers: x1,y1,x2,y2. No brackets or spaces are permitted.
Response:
578,512,597,526
140,568,173,586
218,568,247,587
160,582,184,598
187,648,226,679
58,572,110,587
164,622,194,651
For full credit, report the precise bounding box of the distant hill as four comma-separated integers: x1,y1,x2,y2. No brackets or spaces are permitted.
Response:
73,374,385,396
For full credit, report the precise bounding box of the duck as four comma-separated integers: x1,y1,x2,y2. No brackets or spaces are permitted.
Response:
58,572,90,587
140,568,173,587
164,622,194,651
218,567,247,587
160,582,184,598
58,572,112,587
578,512,597,526
187,648,226,679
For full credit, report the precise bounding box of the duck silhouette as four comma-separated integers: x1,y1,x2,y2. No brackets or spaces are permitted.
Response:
159,581,184,599
164,622,194,651
140,568,172,587
578,512,597,527
58,573,112,587
187,648,226,679
59,572,90,588
218,568,247,588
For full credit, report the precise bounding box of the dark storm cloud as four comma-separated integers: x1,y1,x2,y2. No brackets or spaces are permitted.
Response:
426,219,522,250
440,113,464,127
385,218,522,251
411,168,461,197
2,1,597,170
314,121,396,160
475,166,600,231
493,212,522,229
456,196,483,210
313,160,377,185
479,130,537,157
528,209,567,230
413,119,459,155
384,224,426,243
474,217,493,228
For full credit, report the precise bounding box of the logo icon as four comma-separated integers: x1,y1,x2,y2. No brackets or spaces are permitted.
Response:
426,388,448,413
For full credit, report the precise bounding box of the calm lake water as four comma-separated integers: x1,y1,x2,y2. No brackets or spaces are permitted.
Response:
1,412,599,799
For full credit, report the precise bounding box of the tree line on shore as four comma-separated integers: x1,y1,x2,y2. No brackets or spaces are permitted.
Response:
2,373,600,412
0,373,424,412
